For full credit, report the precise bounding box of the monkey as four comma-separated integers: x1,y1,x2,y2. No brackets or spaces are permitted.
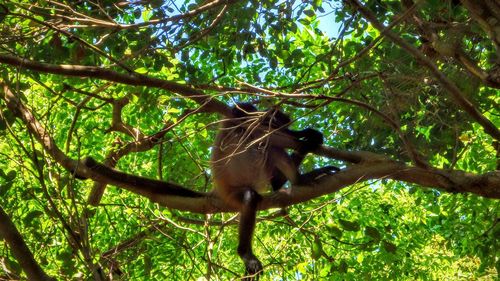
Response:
76,103,337,280
210,103,338,279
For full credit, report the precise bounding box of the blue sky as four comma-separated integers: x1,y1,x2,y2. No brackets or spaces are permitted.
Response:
316,2,342,38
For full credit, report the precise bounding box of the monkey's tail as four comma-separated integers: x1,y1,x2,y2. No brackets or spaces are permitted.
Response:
81,157,206,198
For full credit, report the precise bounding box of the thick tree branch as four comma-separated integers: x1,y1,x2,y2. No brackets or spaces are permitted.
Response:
0,206,56,281
347,0,500,141
264,161,500,208
2,81,498,217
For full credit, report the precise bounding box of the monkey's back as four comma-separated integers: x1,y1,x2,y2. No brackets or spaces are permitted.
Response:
211,123,273,207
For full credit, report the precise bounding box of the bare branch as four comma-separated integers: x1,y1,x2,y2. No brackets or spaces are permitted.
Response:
21,0,235,30
0,53,231,117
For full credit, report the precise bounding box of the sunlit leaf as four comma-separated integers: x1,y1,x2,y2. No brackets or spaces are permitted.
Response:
311,237,323,260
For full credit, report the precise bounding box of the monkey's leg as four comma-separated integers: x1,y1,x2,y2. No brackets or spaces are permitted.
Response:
271,151,304,191
298,166,340,184
237,189,263,280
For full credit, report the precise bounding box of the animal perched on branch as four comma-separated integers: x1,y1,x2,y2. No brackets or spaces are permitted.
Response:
78,103,337,280
211,103,337,279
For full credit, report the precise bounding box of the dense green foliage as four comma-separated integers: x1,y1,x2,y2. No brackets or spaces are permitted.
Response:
0,0,498,280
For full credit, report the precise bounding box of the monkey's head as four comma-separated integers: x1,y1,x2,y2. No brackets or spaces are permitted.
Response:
265,108,291,128
232,103,258,118
232,103,293,129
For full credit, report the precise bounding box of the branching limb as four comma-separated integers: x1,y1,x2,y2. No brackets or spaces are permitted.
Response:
347,0,500,141
264,158,500,210
401,1,497,87
3,80,499,218
0,53,232,117
17,0,235,30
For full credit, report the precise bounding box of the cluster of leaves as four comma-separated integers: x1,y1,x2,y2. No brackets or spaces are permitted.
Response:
0,0,498,280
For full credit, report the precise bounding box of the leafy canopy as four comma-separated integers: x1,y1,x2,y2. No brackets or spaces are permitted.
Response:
0,0,498,280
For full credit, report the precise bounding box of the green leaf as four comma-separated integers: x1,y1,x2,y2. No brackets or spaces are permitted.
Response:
339,219,360,231
144,255,152,277
338,260,348,273
2,110,16,126
4,170,16,181
313,0,323,8
299,18,310,25
23,210,44,225
135,67,149,74
0,182,12,196
133,8,141,19
291,49,304,60
270,57,278,69
142,9,152,21
303,9,315,18
5,257,21,275
311,237,323,260
364,226,381,241
326,223,343,238
382,241,397,253
56,251,73,262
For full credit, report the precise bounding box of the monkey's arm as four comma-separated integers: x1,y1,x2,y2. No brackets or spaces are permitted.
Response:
264,127,323,152
270,128,338,190
270,151,303,191
271,152,340,191
287,128,324,153
269,127,322,190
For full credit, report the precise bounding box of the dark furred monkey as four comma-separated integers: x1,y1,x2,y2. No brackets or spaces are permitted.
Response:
78,103,335,280
211,103,337,279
